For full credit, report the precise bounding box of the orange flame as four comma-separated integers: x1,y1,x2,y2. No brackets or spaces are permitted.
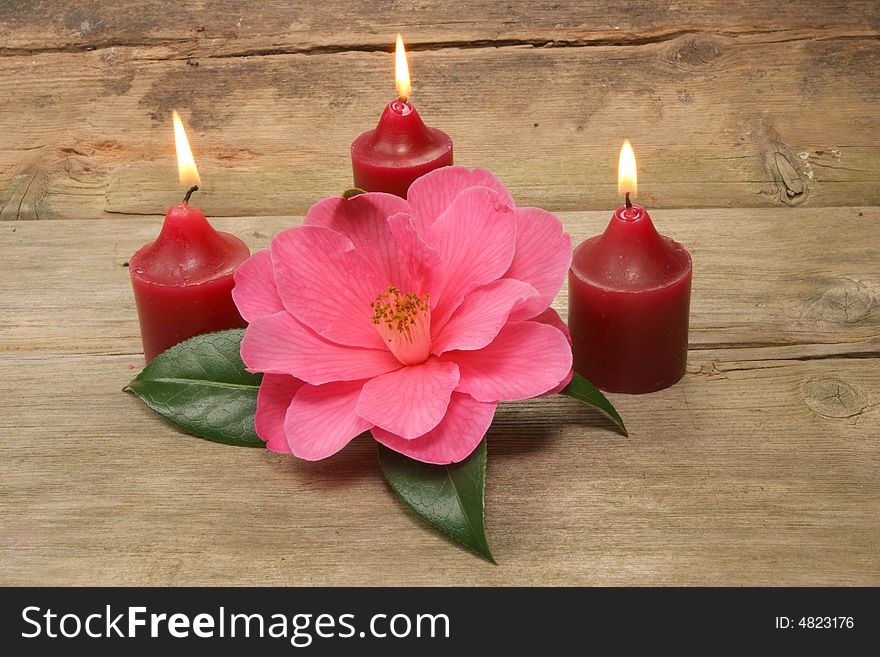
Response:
617,140,637,199
395,34,412,102
172,110,201,187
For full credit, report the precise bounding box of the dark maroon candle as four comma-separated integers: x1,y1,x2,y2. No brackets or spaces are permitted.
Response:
568,142,692,393
351,35,453,197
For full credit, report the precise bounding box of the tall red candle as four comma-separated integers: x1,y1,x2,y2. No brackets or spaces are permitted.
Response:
351,35,453,197
568,141,692,393
129,112,249,362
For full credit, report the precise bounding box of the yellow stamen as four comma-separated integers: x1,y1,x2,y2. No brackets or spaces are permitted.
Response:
371,286,431,365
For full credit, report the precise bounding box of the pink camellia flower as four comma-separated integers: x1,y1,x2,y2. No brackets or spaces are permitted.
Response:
233,167,573,464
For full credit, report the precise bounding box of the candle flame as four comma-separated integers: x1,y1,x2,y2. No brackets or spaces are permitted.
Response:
618,140,637,198
395,34,412,102
172,110,201,187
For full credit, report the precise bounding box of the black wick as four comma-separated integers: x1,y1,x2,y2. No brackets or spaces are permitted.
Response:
625,191,632,209
182,185,199,205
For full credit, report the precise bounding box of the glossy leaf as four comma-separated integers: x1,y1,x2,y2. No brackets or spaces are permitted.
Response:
125,329,264,447
561,372,628,436
378,439,494,563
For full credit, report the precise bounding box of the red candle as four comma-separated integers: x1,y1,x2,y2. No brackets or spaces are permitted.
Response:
129,111,249,362
351,35,453,197
568,141,692,393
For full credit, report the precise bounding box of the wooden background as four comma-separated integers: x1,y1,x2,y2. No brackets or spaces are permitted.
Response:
1,1,878,585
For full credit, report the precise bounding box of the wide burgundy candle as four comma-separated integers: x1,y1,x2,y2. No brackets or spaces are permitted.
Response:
568,142,692,393
351,35,452,197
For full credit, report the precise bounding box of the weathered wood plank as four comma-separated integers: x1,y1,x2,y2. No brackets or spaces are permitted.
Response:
1,0,879,584
2,1,878,55
0,351,876,585
0,35,879,218
1,209,878,355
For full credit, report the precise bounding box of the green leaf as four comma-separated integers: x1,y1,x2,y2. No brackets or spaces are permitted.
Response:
378,440,495,563
561,372,628,436
124,329,264,447
341,187,367,198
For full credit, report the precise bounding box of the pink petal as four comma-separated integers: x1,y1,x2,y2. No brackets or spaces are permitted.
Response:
304,193,413,285
270,225,386,349
241,311,401,385
254,374,304,453
532,307,571,342
232,249,284,323
543,368,574,396
431,278,539,355
506,207,572,321
386,212,444,299
407,166,515,233
372,393,497,464
531,308,573,395
284,380,372,460
426,186,518,329
444,321,572,402
356,360,460,439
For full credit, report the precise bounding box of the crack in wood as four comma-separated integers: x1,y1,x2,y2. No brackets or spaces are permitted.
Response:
0,28,876,60
716,352,880,367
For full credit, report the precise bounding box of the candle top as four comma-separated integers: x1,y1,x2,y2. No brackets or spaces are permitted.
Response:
571,204,691,292
351,100,452,167
130,203,249,286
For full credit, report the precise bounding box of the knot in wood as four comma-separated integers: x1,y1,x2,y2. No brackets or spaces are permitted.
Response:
774,152,804,198
803,378,867,419
761,141,808,206
808,280,874,323
668,36,722,69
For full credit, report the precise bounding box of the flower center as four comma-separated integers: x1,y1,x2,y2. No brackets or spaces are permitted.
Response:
371,286,431,365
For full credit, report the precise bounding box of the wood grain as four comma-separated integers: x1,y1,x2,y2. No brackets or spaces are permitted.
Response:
1,209,878,585
0,3,879,218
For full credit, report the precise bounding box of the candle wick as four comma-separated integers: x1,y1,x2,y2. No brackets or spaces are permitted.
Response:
398,95,408,103
625,191,632,209
182,185,199,206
